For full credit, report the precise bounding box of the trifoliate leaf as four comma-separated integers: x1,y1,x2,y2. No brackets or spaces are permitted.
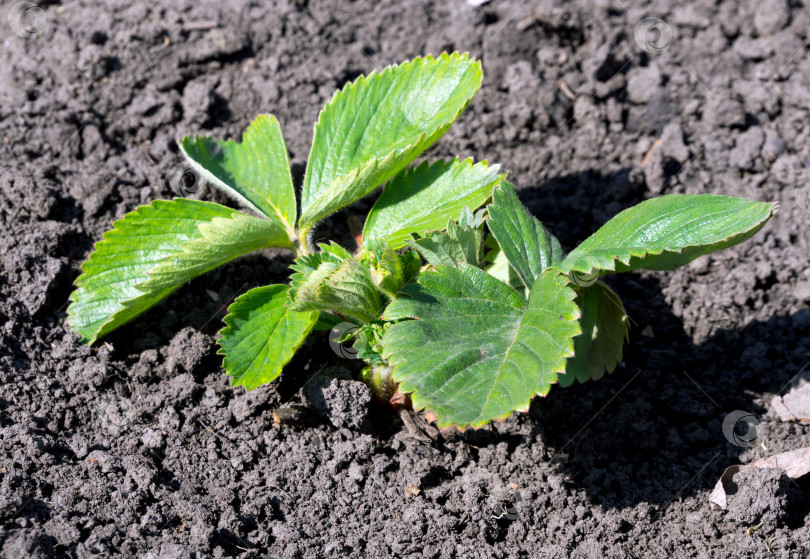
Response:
179,115,297,236
487,181,564,288
299,53,482,231
362,158,503,249
559,281,629,387
383,265,581,428
218,285,317,390
554,194,778,284
68,199,294,344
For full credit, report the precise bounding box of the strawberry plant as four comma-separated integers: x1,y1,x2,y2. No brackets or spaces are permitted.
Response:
381,182,778,427
66,50,778,433
67,53,506,391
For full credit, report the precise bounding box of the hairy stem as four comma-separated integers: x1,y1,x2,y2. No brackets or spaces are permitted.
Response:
293,226,314,257
360,363,396,401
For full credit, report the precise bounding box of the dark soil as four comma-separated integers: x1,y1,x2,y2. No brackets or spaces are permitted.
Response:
2,0,810,557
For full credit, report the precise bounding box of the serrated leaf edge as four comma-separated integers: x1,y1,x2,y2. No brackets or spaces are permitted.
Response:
553,199,779,278
216,286,317,390
178,114,298,239
67,199,283,345
299,52,483,230
361,157,503,246
386,268,582,429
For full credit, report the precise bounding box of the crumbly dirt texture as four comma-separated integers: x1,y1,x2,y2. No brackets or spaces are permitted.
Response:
2,0,810,557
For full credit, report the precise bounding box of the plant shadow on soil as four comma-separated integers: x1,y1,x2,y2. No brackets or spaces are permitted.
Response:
526,273,810,518
92,247,381,412
515,165,647,251
423,166,810,523
59,165,810,527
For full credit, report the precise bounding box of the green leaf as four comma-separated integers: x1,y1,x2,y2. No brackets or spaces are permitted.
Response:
483,235,525,291
67,199,292,344
352,321,390,365
288,244,347,309
218,285,317,390
299,53,483,230
289,249,384,324
554,194,778,282
559,281,629,387
312,312,345,331
362,158,503,249
487,181,564,288
363,241,421,298
457,206,487,229
382,265,580,428
179,114,297,236
409,216,485,268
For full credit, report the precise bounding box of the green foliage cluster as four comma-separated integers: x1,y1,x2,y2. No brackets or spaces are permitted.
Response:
68,53,777,428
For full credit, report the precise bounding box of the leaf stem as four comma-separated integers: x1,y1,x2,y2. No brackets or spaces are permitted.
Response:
297,225,313,256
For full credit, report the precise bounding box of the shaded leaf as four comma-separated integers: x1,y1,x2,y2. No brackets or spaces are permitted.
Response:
484,235,524,291
352,321,390,365
409,216,485,268
312,312,345,332
383,265,580,427
218,285,317,390
364,240,422,298
487,181,564,288
558,281,629,387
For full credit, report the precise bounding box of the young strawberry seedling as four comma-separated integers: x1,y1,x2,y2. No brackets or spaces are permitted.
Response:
381,182,777,428
67,51,777,433
67,53,505,392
